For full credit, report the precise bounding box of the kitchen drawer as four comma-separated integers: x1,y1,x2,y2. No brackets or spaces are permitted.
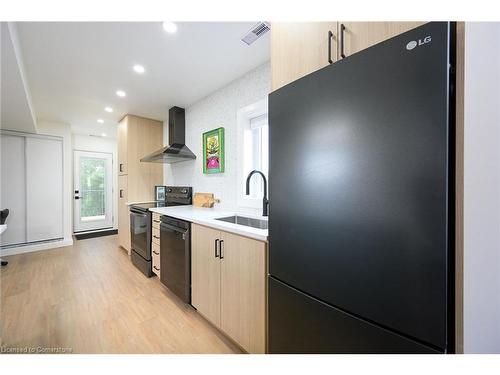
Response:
152,242,161,257
152,251,161,278
152,213,161,229
152,226,161,245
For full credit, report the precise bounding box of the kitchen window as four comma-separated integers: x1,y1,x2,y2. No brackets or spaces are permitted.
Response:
237,97,269,210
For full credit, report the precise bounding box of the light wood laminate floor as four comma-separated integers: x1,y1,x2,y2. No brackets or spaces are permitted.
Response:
0,235,242,354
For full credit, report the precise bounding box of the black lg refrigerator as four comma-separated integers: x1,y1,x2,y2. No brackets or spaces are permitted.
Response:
268,22,455,354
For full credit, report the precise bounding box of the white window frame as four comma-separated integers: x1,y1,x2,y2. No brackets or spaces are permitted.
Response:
236,97,269,210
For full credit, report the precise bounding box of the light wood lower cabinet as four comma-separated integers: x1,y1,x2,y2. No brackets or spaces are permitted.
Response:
192,224,222,328
152,213,161,278
191,223,267,353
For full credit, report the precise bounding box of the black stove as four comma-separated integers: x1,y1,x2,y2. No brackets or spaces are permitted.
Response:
129,186,192,277
130,187,192,213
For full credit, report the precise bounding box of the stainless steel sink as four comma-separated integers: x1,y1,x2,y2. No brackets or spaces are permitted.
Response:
216,215,268,230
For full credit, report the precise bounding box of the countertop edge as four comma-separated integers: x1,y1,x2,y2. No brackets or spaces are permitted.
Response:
149,207,268,242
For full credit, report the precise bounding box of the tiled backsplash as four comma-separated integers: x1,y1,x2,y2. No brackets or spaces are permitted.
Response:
164,62,270,214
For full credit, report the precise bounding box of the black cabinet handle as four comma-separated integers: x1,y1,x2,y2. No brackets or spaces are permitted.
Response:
74,196,80,200
119,163,123,172
214,239,219,258
328,30,334,64
119,189,124,198
153,220,160,223
219,240,224,259
153,266,160,271
153,250,159,255
153,235,160,239
340,23,346,59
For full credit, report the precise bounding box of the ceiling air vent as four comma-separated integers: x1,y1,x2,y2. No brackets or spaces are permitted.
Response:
241,22,270,45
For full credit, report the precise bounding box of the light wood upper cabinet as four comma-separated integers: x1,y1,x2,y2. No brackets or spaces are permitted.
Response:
191,223,267,353
271,22,338,91
192,224,222,328
117,116,128,175
118,175,130,252
271,22,428,91
339,22,426,58
220,231,266,354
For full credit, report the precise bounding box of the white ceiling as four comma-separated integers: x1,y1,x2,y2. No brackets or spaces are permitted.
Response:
15,22,270,138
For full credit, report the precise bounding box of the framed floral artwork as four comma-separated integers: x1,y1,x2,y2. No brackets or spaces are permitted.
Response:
203,127,225,174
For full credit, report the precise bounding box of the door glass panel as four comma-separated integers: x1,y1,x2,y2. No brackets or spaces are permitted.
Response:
80,157,106,221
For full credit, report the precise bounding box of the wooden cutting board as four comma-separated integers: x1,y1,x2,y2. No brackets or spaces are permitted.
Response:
193,193,219,208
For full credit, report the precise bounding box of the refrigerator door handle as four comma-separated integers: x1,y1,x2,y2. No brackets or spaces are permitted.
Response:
328,30,334,64
340,23,346,59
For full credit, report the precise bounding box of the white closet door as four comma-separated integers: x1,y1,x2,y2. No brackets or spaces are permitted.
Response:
25,136,63,242
0,134,27,246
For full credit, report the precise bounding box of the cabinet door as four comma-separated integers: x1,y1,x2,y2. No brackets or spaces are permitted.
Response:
271,22,338,91
339,22,426,58
191,224,222,328
147,118,164,188
117,116,128,175
220,232,267,353
118,175,130,253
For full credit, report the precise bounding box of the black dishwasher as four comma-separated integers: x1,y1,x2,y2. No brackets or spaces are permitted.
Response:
160,216,191,304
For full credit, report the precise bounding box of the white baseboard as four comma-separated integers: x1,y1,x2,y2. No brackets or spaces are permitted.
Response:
0,238,74,257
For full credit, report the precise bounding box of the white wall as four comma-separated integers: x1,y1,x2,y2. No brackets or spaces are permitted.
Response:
463,22,500,353
72,134,118,230
36,121,73,244
164,63,270,213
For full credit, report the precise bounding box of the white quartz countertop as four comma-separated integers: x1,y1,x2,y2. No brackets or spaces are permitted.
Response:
149,205,268,242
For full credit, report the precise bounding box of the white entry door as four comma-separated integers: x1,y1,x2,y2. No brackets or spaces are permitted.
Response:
74,151,113,232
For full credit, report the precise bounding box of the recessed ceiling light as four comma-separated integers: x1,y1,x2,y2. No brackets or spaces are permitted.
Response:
162,22,177,34
133,64,145,74
97,119,104,124
104,107,113,113
116,90,126,98
101,133,107,137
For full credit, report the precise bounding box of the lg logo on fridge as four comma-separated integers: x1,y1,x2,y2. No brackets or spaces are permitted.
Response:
406,36,432,50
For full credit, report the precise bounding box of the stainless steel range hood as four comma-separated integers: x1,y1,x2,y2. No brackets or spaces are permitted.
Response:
140,106,196,163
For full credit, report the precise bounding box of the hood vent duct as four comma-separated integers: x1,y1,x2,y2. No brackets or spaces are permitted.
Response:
241,22,270,45
140,106,196,164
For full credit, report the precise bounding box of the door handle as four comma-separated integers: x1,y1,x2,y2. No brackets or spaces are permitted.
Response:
340,23,346,59
153,266,160,271
119,189,124,198
119,163,123,172
214,239,219,258
153,235,160,240
74,196,80,200
328,30,334,64
153,250,159,255
219,240,224,259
